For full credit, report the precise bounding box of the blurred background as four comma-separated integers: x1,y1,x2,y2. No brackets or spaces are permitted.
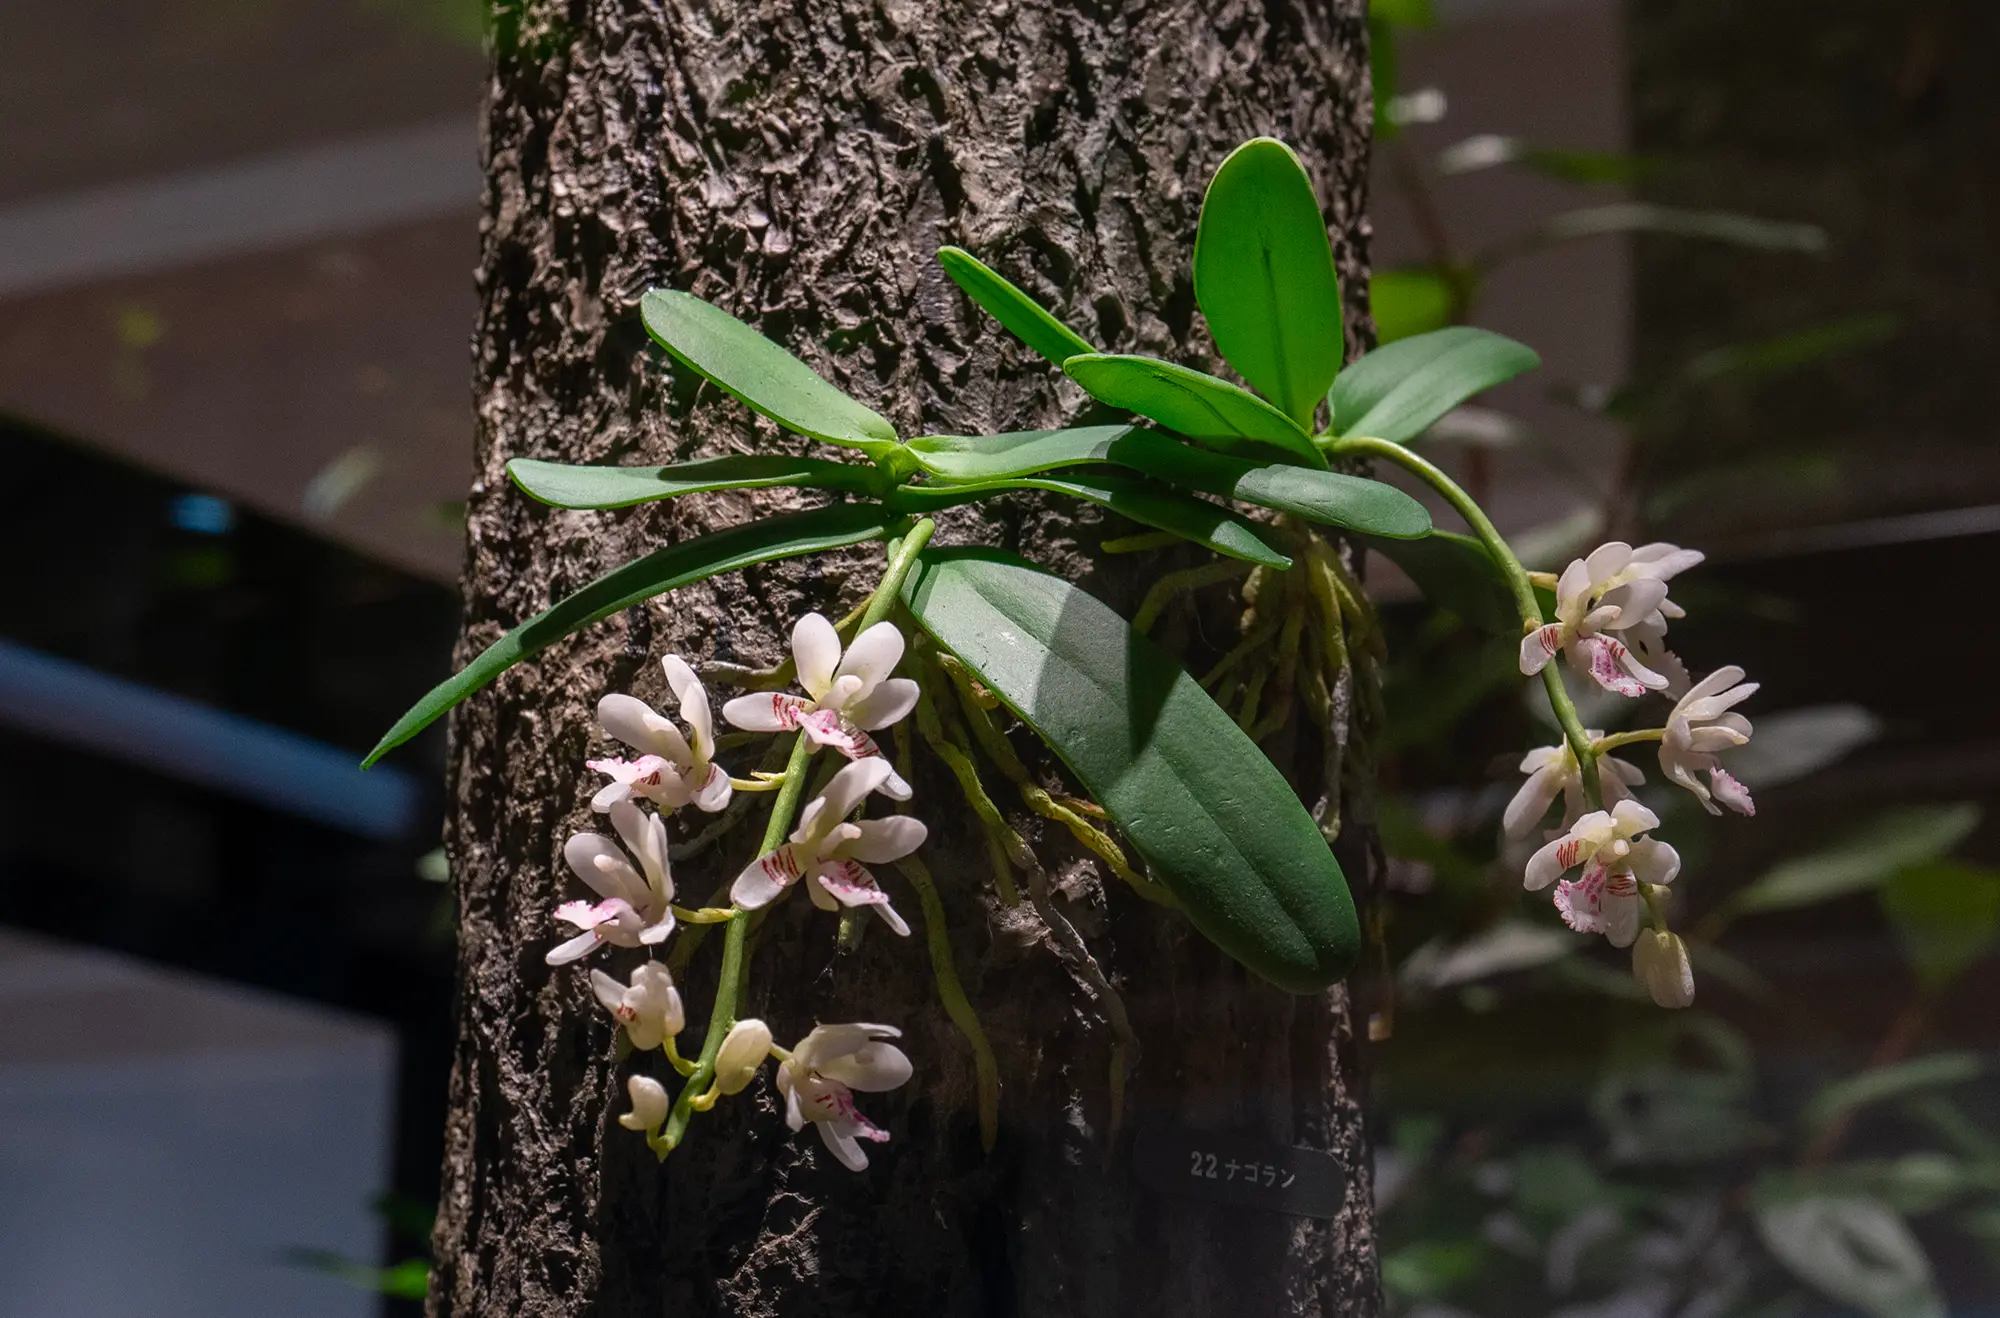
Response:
0,2,1994,1315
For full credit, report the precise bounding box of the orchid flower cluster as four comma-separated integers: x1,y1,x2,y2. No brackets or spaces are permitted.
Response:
1503,541,1759,1009
542,612,928,1171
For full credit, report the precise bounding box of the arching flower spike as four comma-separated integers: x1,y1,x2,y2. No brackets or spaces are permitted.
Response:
589,655,732,814
1660,665,1758,817
1525,799,1680,948
776,1023,912,1171
722,614,919,798
546,801,676,965
731,757,922,936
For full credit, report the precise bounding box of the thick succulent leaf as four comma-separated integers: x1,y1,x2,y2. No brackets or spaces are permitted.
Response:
507,454,880,509
895,471,1291,568
1064,354,1326,468
1365,528,1523,634
1104,431,1431,539
364,503,894,766
639,290,900,456
1330,327,1541,443
904,426,1428,538
904,425,1133,481
902,549,1359,992
1192,138,1345,427
936,247,1096,367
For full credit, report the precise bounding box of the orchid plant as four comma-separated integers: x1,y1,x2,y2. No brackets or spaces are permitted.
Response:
366,137,1766,1169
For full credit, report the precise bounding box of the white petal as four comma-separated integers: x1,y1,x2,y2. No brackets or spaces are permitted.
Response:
841,816,927,863
1503,765,1566,839
1709,767,1755,817
544,930,601,965
1555,558,1592,615
835,621,906,693
845,677,919,731
1584,541,1633,586
732,844,806,910
1628,838,1681,886
723,692,809,732
817,756,895,825
1519,624,1563,676
818,1118,871,1171
792,613,841,700
589,969,625,1013
565,834,647,904
598,693,692,763
1605,755,1647,787
609,801,672,903
1609,799,1660,834
1599,578,1668,628
661,655,715,760
1525,830,1590,890
820,1042,913,1093
590,777,633,812
1602,880,1642,948
690,763,733,813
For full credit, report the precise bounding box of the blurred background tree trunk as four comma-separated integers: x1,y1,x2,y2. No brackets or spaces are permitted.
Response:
431,1,1381,1314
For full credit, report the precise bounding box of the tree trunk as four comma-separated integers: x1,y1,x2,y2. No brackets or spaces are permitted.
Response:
433,2,1380,1315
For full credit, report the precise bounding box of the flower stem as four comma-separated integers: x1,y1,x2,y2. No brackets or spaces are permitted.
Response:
1592,728,1666,754
656,517,937,1157
1326,435,1604,807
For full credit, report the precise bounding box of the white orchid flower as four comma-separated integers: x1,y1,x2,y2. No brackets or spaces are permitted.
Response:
777,1023,912,1171
1525,799,1680,947
546,801,676,965
713,1018,774,1096
1519,542,1701,697
731,757,922,936
588,655,732,814
1632,929,1695,1009
1503,733,1645,838
589,961,685,1051
1660,665,1757,816
618,1074,670,1137
721,614,919,799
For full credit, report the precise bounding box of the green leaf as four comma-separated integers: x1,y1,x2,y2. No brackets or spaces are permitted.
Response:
906,427,1430,539
1192,138,1345,427
1881,860,2000,994
507,454,880,509
904,425,1131,481
639,290,900,456
1529,203,1829,254
895,471,1290,568
902,549,1359,992
1330,326,1541,443
1803,1054,1985,1136
1371,268,1459,343
1064,354,1326,468
1755,1197,1944,1318
364,503,894,766
1366,529,1523,634
1731,806,1982,914
1105,430,1431,538
936,247,1096,367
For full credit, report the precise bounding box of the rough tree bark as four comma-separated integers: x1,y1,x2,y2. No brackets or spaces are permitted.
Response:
433,1,1380,1314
